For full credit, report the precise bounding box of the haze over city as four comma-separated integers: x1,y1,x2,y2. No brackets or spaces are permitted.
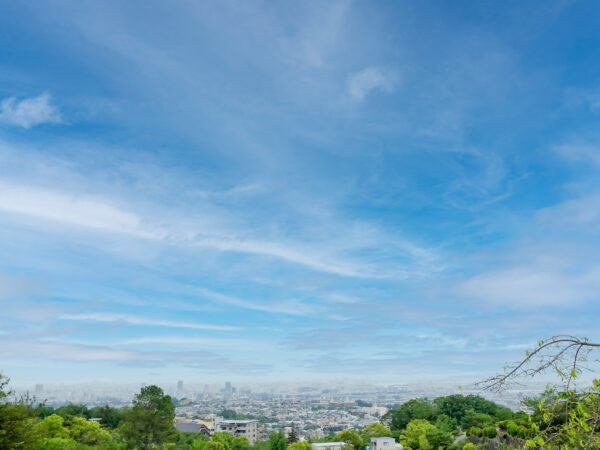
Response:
2,0,600,392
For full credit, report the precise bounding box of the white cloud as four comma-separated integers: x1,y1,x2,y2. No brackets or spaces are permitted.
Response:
0,179,435,280
0,181,161,239
194,287,320,316
0,93,62,129
123,336,246,346
122,336,276,351
553,144,600,167
537,192,600,230
457,263,600,307
59,313,239,331
347,67,396,102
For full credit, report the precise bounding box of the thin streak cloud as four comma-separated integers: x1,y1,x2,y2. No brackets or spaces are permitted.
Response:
59,313,239,331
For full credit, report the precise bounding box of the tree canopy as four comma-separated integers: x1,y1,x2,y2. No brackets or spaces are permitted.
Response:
119,385,177,449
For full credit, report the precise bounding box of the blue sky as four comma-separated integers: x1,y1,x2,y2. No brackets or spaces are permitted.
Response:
1,0,600,384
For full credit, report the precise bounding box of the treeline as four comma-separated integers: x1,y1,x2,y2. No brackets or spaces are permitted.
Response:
217,410,277,424
382,385,600,449
0,374,186,449
310,395,524,449
381,394,529,449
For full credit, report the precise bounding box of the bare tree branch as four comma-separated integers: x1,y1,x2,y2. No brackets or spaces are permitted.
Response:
478,335,600,391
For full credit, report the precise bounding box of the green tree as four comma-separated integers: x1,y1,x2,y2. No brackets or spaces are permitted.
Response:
361,422,392,445
192,438,209,450
399,419,436,450
252,439,271,450
433,395,503,425
119,385,177,449
482,425,497,438
383,400,437,432
232,436,251,450
212,431,234,450
287,442,311,450
466,427,482,437
520,380,600,449
178,432,207,449
69,416,115,446
35,405,56,420
335,430,363,450
26,414,79,449
434,414,457,434
35,437,79,449
33,414,69,438
219,410,249,420
460,409,493,430
205,442,226,450
269,431,287,450
288,424,299,444
424,427,452,449
0,373,37,450
54,404,88,424
87,405,128,429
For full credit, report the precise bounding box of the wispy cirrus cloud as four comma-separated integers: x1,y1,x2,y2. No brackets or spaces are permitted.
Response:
553,144,600,167
456,263,600,307
0,93,62,129
0,181,160,239
347,67,396,102
0,337,271,373
59,313,239,331
0,176,438,280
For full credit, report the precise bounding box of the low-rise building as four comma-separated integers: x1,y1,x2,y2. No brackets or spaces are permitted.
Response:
311,442,347,450
175,421,211,436
370,437,402,450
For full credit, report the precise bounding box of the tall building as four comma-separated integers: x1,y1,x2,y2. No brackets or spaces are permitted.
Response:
35,384,43,394
225,381,232,394
177,380,184,393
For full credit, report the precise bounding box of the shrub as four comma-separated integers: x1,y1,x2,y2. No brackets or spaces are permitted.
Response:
482,426,496,438
506,421,519,437
466,426,482,437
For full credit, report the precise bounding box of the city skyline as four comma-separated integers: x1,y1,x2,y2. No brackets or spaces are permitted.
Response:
1,1,600,384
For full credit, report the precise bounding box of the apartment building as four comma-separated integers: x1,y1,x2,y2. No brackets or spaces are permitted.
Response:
214,417,259,445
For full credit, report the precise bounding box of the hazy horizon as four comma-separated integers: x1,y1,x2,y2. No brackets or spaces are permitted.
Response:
1,1,600,385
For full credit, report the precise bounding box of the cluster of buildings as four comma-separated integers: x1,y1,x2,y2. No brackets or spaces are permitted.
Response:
174,416,260,445
171,381,536,442
21,379,534,413
173,382,396,443
174,415,402,450
175,396,386,439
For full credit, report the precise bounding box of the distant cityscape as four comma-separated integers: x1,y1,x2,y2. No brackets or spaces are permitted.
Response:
19,380,546,441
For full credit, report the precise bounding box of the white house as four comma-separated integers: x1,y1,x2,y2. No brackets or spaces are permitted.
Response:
370,437,402,450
